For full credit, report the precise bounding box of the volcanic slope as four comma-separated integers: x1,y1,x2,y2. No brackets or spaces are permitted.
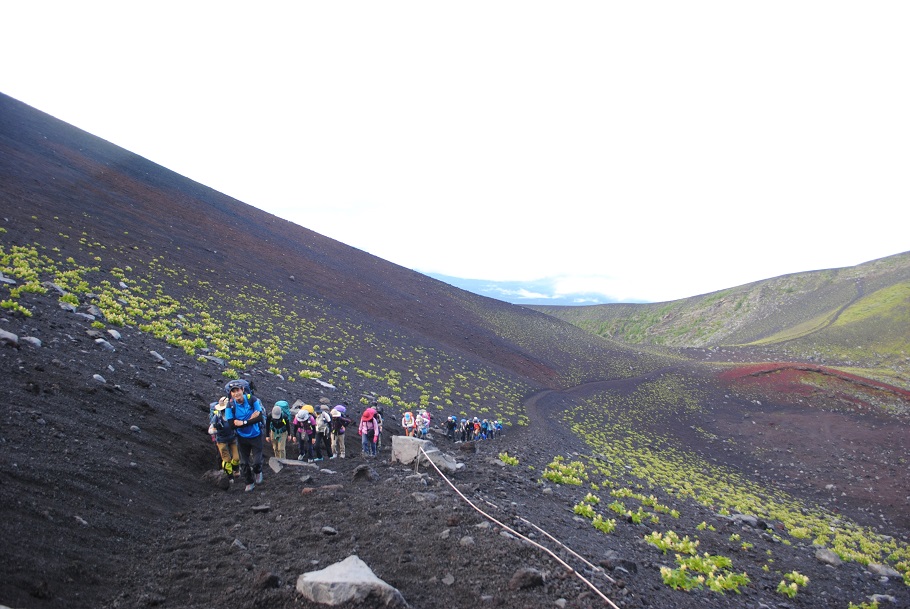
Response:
1,92,909,609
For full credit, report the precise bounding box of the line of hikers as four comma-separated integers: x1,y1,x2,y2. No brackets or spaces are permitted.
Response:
208,381,504,491
400,410,503,442
208,380,389,491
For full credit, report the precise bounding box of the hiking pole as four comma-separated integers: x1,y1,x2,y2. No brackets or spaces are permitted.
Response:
417,447,620,609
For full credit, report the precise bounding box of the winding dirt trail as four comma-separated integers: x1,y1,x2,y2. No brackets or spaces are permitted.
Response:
520,365,686,451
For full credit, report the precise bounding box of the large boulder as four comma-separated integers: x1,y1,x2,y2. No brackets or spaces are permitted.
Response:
296,555,408,607
391,435,464,474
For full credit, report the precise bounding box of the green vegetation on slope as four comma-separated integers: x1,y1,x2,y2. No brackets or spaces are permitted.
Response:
552,376,910,585
0,230,534,425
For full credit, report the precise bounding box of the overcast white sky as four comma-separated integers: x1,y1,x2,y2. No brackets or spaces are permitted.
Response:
2,2,908,303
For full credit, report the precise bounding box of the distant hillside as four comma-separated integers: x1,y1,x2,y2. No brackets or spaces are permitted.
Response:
531,253,910,386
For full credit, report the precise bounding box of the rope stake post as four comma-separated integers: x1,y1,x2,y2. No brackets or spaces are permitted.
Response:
417,447,620,609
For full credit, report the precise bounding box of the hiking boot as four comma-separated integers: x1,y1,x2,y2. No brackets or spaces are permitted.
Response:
297,455,305,461
314,457,323,462
244,483,255,492
330,455,337,459
255,472,263,484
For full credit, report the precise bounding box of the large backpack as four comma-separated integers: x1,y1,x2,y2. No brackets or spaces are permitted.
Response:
315,411,331,433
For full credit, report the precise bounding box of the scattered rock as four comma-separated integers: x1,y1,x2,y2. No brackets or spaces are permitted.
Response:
296,555,408,608
150,350,171,367
411,492,438,504
600,551,638,574
95,338,115,352
508,567,545,590
868,563,902,578
254,570,280,589
352,464,379,482
391,435,464,474
815,548,843,566
0,328,18,347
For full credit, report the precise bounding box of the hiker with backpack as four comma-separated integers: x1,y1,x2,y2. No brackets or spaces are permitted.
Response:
223,379,266,492
313,404,332,461
445,416,457,441
401,411,416,437
292,405,316,462
265,401,291,459
359,407,380,458
330,405,351,459
209,397,239,480
480,419,490,440
416,410,430,439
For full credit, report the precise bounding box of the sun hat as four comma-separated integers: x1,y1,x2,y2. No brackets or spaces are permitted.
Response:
215,397,229,411
295,410,308,421
271,405,282,419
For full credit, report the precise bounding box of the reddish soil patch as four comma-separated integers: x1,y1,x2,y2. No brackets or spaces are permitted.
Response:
715,363,910,530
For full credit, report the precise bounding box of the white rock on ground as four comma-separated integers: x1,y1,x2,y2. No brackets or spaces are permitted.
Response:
391,435,464,474
296,555,409,607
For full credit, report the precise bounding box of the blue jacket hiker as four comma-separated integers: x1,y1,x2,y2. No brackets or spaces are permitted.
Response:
223,379,266,492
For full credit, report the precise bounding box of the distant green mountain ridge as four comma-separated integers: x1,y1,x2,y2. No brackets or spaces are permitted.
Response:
530,252,910,385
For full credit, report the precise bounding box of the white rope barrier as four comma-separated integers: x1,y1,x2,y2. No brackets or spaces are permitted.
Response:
417,447,621,609
477,496,617,586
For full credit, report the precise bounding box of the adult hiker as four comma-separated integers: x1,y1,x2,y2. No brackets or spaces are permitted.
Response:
209,397,239,480
401,411,416,437
445,415,457,441
292,405,316,462
266,401,291,459
313,404,332,461
358,407,380,458
223,379,266,492
330,405,351,459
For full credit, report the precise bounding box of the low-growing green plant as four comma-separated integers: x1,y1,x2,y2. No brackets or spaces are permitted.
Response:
847,601,879,609
541,456,587,486
644,530,699,555
498,452,519,466
573,502,596,519
660,552,748,594
581,492,600,505
777,570,809,598
592,514,616,533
